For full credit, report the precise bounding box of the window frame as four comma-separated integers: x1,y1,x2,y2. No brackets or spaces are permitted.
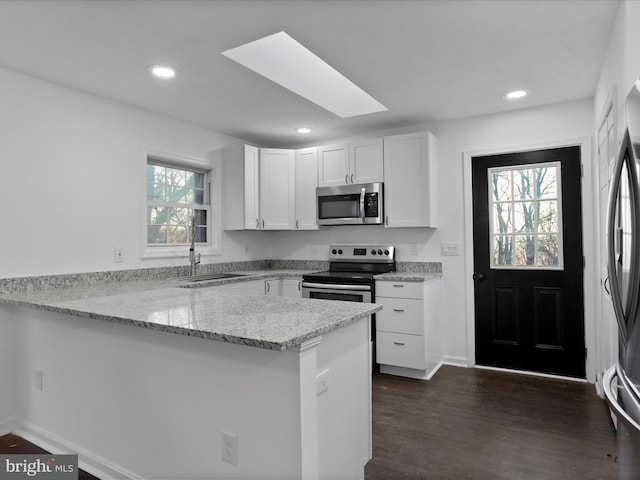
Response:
487,161,564,271
141,149,221,259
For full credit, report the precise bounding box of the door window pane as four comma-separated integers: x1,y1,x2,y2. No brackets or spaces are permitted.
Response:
488,162,563,269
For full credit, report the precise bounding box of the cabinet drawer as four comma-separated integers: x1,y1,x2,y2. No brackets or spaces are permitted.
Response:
376,332,426,370
376,298,424,335
376,281,423,299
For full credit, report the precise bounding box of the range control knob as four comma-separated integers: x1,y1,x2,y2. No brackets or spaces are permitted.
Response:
338,249,343,255
371,249,377,255
384,249,390,256
332,249,337,255
377,249,383,255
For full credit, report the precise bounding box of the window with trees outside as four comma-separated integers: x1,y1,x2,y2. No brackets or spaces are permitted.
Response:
146,160,210,247
488,162,563,269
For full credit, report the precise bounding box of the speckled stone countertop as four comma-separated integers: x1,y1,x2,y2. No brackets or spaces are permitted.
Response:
0,268,380,351
374,272,442,282
0,260,442,351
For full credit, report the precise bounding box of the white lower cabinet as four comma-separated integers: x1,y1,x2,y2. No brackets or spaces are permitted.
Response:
265,278,302,298
375,277,442,379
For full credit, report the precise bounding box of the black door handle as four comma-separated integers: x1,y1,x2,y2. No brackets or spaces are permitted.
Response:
473,273,486,281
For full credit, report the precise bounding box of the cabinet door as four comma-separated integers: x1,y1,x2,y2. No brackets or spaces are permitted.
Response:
318,144,348,186
294,148,318,230
281,279,302,298
350,138,383,184
260,149,295,230
244,145,261,229
383,132,437,228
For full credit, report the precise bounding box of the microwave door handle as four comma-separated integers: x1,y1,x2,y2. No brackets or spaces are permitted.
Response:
360,187,366,223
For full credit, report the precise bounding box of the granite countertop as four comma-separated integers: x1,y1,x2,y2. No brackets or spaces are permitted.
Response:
0,270,381,351
374,271,442,282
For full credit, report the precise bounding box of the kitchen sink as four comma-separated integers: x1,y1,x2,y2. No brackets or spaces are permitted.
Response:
179,272,247,283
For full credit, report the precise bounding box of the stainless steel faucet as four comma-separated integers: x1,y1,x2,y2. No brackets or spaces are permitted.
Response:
189,215,201,276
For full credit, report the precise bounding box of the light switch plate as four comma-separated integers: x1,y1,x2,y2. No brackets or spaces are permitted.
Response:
441,242,460,256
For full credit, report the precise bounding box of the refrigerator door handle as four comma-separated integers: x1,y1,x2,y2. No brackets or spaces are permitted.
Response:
607,129,640,346
604,364,640,432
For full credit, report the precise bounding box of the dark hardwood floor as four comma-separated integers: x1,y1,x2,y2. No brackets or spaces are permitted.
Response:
0,434,99,480
365,365,618,480
1,366,618,479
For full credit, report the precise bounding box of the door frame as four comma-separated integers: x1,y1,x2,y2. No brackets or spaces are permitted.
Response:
462,136,598,382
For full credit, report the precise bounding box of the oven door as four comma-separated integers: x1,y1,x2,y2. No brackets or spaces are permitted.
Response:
301,282,372,303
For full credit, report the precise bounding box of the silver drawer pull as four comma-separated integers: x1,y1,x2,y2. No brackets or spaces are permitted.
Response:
393,309,405,312
393,284,404,288
393,342,405,346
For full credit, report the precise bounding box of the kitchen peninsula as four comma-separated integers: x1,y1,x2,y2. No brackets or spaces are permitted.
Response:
0,270,380,479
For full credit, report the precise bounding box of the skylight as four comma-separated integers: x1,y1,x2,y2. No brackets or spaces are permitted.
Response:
221,31,387,118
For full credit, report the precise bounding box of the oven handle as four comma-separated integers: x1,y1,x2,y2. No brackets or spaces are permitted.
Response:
301,282,372,291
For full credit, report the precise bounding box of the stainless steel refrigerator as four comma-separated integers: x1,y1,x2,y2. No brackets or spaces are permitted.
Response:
604,81,640,479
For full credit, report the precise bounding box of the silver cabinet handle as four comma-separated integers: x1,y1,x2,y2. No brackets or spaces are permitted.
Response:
262,219,265,229
296,219,299,229
386,215,389,226
345,174,349,184
266,282,270,293
298,281,301,291
393,284,404,288
393,309,405,313
255,219,259,229
350,173,354,183
393,342,405,346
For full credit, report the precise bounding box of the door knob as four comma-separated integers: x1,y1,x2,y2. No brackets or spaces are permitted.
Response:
473,273,486,281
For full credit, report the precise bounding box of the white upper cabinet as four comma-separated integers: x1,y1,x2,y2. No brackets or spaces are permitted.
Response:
350,138,384,184
222,144,261,230
318,139,384,187
294,147,319,230
383,132,438,228
260,148,295,230
317,144,349,186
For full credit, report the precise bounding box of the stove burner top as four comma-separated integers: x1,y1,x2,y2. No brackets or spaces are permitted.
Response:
302,244,396,285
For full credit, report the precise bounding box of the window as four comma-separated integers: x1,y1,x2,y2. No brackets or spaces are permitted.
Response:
488,162,563,269
143,152,220,258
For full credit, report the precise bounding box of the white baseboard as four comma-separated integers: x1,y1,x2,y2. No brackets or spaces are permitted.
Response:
11,418,141,480
441,355,469,368
379,361,443,380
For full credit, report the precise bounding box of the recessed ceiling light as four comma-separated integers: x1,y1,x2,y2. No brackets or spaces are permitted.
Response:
296,127,312,134
148,65,176,79
503,89,529,100
222,31,387,118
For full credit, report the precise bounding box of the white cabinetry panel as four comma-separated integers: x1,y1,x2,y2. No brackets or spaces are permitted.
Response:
383,132,437,228
294,147,318,230
260,149,295,230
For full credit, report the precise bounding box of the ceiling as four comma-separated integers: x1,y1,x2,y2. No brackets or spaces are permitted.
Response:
0,0,620,147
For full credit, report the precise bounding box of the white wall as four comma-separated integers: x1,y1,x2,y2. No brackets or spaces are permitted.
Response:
0,66,273,279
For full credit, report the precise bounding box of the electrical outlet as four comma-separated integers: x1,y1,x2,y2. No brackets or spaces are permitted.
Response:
35,370,43,391
222,432,238,466
316,368,330,395
114,248,125,263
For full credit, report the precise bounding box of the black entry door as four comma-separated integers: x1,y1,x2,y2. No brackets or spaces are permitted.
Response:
472,146,585,378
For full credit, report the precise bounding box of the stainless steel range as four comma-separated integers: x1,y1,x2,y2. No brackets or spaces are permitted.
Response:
302,245,396,370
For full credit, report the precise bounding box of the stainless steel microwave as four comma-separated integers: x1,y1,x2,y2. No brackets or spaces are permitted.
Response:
316,182,383,225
